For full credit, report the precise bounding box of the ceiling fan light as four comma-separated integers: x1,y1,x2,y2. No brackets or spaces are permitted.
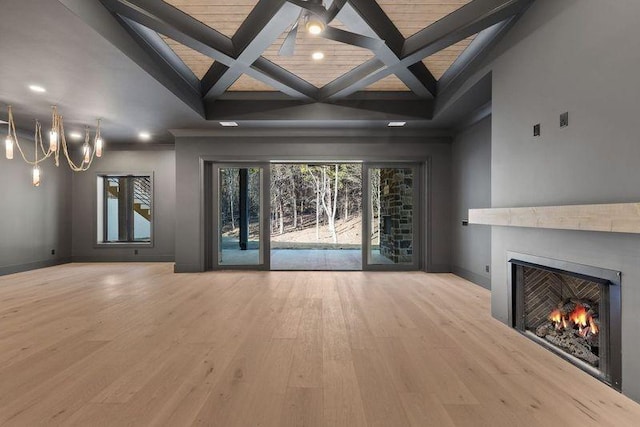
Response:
306,18,324,35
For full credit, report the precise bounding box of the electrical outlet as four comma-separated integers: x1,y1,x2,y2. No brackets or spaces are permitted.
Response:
134,249,139,255
51,249,55,255
533,123,540,136
560,112,569,128
485,265,490,273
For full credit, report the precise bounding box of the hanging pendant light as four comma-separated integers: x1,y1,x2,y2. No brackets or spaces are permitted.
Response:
82,142,91,163
49,129,58,152
95,136,103,158
32,165,41,187
5,135,13,159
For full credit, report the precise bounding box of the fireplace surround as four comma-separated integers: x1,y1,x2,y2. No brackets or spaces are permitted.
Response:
508,252,621,391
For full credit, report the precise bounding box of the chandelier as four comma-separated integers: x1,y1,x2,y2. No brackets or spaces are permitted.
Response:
4,105,104,186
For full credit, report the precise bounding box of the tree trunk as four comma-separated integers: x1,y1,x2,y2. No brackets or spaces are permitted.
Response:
279,200,284,235
376,186,381,246
344,188,349,221
320,165,339,244
315,183,320,241
273,205,278,233
331,164,338,243
293,195,297,229
371,188,375,243
228,180,235,230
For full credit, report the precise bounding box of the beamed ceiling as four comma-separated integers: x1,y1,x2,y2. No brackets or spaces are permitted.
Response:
11,0,533,141
158,1,478,90
0,0,533,143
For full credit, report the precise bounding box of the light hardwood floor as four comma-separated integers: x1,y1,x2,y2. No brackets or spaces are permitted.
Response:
0,263,639,426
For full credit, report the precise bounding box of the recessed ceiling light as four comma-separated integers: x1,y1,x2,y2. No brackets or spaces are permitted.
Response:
311,51,324,60
388,121,407,127
69,132,83,140
220,121,238,127
28,84,46,93
138,131,151,141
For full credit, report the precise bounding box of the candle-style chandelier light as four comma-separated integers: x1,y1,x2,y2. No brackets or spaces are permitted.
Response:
4,105,104,186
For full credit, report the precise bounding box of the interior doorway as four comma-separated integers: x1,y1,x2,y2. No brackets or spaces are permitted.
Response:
270,163,363,270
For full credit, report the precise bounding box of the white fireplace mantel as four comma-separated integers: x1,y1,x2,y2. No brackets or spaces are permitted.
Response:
468,203,640,234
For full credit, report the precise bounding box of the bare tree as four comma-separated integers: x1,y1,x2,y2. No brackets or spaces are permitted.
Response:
318,165,339,243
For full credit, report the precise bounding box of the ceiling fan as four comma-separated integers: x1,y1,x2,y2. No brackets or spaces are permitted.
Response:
278,0,381,56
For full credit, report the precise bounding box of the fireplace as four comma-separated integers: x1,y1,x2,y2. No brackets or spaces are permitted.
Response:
508,253,621,391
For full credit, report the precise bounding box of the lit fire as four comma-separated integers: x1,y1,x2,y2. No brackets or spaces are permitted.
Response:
549,308,562,324
548,303,599,337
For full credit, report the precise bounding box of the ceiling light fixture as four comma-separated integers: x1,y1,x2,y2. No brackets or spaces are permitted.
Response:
219,121,238,127
28,84,46,93
69,131,83,140
388,121,407,127
138,131,151,141
311,51,324,60
305,16,325,35
4,105,104,186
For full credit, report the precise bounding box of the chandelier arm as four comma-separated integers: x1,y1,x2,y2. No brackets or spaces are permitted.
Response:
9,115,52,165
58,119,87,171
36,121,55,160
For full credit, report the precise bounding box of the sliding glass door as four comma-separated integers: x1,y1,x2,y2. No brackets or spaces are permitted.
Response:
206,162,420,271
363,163,420,270
211,163,270,270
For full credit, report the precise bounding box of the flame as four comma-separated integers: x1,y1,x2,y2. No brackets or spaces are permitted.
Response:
589,317,599,335
549,308,562,324
570,304,589,327
546,303,599,338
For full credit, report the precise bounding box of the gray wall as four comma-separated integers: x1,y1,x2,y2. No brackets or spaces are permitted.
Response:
451,115,491,288
486,0,640,401
0,136,72,275
71,149,175,262
174,136,452,273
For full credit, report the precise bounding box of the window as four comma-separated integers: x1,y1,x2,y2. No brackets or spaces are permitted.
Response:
97,175,152,244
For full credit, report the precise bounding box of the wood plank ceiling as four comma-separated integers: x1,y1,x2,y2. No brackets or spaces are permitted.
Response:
161,0,473,91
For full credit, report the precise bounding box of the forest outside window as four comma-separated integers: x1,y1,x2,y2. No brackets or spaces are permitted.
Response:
97,175,152,244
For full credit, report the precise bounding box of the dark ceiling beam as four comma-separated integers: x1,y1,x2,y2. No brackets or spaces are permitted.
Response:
402,0,533,64
342,0,404,54
336,0,437,98
204,99,433,121
103,0,315,100
249,58,319,99
322,0,531,100
435,11,526,117
325,0,348,23
202,0,315,100
58,0,205,117
100,0,235,65
318,58,386,100
122,18,200,90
